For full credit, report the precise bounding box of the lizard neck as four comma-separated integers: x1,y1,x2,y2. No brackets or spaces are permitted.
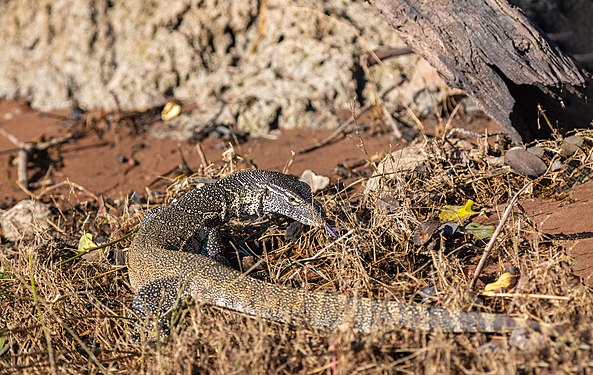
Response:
219,172,267,219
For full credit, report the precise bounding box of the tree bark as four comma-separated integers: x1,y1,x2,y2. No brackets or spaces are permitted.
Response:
368,0,593,143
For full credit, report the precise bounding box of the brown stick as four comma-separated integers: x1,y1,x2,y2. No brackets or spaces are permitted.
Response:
469,183,532,289
367,46,414,66
196,143,209,167
0,128,25,148
16,148,29,187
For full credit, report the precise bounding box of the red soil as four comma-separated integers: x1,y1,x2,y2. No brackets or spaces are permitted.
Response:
1,100,591,285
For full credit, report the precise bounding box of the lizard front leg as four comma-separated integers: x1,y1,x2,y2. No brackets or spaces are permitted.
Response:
203,228,223,257
203,227,232,266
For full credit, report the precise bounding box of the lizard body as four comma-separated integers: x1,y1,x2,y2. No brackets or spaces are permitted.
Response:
128,170,536,333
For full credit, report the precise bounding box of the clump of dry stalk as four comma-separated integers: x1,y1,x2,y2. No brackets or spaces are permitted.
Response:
1,131,593,374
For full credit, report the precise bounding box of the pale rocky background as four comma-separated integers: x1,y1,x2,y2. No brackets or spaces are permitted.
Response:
0,0,450,137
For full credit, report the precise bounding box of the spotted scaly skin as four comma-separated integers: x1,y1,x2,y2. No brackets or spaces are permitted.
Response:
128,170,536,333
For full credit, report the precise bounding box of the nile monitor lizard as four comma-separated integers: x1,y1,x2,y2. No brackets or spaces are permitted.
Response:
128,170,539,333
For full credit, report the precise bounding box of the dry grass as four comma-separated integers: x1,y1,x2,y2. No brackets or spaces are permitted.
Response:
1,131,593,374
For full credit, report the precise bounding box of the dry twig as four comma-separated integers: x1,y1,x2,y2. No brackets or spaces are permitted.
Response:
470,183,533,288
0,128,78,189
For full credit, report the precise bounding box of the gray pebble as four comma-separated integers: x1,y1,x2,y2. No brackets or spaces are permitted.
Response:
504,148,547,178
0,200,51,241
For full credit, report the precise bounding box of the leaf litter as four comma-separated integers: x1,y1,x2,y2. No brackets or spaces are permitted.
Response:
1,130,593,373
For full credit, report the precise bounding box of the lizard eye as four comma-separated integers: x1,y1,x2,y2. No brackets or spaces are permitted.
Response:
286,194,299,205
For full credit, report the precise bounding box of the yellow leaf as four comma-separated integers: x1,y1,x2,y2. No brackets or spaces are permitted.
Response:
77,232,98,253
161,101,181,121
483,272,518,294
439,199,478,221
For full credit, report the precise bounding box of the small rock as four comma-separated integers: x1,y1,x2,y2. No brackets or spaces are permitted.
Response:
365,144,428,194
485,155,504,167
504,148,547,178
300,170,330,193
527,145,545,158
82,249,104,263
550,159,563,172
377,194,400,213
116,154,129,164
509,328,548,352
420,286,437,302
0,200,51,241
560,135,584,157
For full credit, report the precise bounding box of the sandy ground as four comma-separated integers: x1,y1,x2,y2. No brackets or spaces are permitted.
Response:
0,99,591,285
0,101,398,201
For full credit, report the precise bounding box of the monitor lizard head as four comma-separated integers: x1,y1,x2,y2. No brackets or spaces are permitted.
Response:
224,170,327,227
260,173,326,227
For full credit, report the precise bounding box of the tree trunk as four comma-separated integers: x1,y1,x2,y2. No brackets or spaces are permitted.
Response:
368,0,593,143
